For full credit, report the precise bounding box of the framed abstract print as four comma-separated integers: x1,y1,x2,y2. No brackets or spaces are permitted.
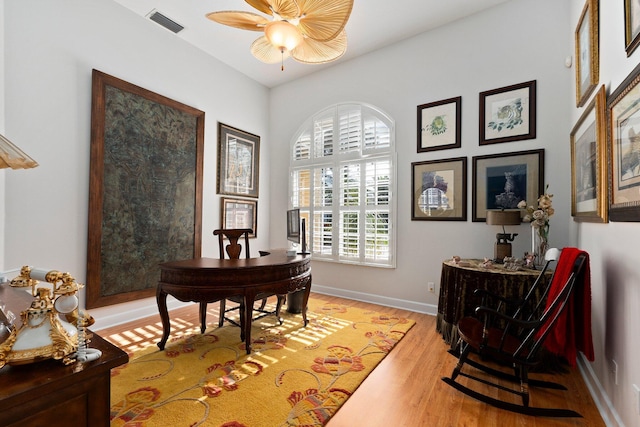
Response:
221,197,257,238
217,122,260,198
570,85,607,222
417,96,461,152
479,80,536,145
411,157,467,221
87,69,204,308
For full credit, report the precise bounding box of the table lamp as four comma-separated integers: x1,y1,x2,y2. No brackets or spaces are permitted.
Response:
486,210,521,262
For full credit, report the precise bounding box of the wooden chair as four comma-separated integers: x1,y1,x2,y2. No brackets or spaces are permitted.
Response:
441,248,590,417
212,229,285,328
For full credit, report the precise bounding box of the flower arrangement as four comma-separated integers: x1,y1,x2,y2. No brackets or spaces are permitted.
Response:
518,185,554,264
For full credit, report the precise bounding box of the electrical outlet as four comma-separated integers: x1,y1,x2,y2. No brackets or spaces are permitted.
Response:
611,359,618,385
428,282,435,293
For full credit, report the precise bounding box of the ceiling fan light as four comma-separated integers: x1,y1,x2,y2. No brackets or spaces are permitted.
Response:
265,20,303,51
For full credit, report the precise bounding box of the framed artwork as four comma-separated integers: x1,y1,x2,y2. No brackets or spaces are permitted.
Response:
417,96,461,152
607,61,640,221
570,85,608,223
575,0,599,107
411,157,467,221
87,69,204,308
217,122,260,198
221,197,257,237
625,0,640,56
472,149,544,222
479,80,536,145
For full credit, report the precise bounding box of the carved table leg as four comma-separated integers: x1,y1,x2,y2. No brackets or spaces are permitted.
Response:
301,275,312,327
242,293,255,354
199,302,208,334
156,287,170,350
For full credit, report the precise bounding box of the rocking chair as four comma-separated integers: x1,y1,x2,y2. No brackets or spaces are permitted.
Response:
441,248,590,417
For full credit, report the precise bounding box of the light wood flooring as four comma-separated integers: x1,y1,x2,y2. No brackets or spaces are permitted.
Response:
97,293,605,427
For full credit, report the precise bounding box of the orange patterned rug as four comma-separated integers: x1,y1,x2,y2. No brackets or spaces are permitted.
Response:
109,298,415,426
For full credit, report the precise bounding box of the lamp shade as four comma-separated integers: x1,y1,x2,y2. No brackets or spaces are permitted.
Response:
265,20,303,51
486,210,521,225
0,133,38,170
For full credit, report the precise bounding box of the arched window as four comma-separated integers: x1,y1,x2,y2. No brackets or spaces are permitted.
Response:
289,103,396,267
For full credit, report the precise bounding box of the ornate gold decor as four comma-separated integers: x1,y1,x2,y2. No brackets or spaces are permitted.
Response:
0,267,100,368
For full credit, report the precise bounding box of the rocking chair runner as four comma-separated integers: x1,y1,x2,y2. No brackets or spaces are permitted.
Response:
441,247,592,417
209,229,286,331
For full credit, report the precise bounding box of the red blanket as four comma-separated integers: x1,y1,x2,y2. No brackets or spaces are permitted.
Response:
538,247,594,366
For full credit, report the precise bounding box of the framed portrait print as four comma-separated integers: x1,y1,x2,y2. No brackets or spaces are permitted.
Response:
87,69,204,308
608,61,640,221
221,197,257,237
472,149,544,222
570,85,607,223
479,80,536,145
411,157,467,221
625,0,640,56
217,122,260,198
417,96,461,152
575,0,599,107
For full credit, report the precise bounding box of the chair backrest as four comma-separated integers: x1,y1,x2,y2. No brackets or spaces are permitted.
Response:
517,250,588,359
514,247,561,322
213,229,252,259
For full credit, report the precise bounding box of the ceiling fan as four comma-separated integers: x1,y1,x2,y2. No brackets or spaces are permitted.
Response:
206,0,354,70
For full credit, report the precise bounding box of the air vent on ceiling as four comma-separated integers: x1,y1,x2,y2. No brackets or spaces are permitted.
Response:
148,10,184,34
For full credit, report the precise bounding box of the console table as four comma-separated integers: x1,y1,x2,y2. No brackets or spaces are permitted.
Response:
436,258,552,349
0,283,128,427
156,249,311,354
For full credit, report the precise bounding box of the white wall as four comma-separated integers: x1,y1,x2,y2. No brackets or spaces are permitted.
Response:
270,0,573,309
2,0,270,328
569,1,640,426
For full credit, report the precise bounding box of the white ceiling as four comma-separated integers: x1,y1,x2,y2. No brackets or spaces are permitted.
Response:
112,0,511,88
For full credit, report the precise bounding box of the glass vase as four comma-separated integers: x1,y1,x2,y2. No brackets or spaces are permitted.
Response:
531,227,549,269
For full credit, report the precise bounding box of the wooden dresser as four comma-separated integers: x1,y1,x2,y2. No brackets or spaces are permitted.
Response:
0,283,128,427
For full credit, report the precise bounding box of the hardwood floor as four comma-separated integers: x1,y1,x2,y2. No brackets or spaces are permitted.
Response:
97,293,605,427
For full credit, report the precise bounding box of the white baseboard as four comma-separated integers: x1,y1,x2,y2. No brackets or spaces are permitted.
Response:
310,284,438,316
577,353,624,427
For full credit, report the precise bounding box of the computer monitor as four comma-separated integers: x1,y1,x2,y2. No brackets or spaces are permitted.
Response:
287,208,300,244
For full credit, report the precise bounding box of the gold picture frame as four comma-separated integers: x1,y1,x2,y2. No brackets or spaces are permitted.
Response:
575,0,599,107
607,61,640,222
625,0,640,56
570,85,607,222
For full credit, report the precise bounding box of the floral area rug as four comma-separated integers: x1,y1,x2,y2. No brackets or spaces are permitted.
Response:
109,297,415,426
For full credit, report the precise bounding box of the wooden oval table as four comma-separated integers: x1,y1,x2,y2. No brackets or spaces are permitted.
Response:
156,249,311,354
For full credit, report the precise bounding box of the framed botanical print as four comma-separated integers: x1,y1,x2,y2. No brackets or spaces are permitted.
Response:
479,80,536,145
217,122,260,198
570,85,607,222
221,197,257,237
575,0,599,107
608,61,640,221
417,96,461,152
411,157,467,221
625,0,640,56
472,149,544,222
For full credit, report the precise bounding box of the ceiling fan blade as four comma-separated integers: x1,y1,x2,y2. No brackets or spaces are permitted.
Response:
244,0,273,16
291,30,347,64
205,11,269,31
250,36,291,64
246,0,299,20
296,0,354,42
